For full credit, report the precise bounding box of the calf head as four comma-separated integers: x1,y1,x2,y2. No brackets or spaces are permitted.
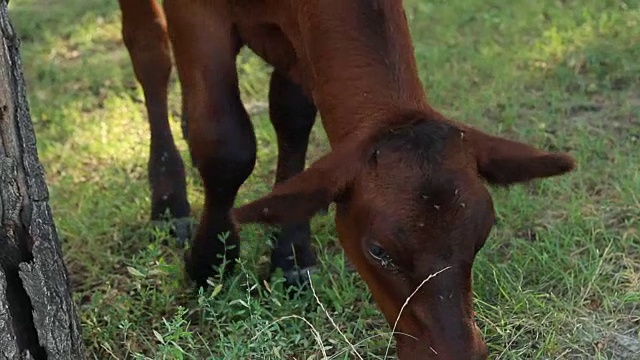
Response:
232,112,575,359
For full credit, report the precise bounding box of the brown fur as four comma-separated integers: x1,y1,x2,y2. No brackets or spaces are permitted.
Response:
118,1,576,359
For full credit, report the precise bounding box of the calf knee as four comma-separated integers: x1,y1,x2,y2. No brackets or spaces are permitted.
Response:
189,125,256,201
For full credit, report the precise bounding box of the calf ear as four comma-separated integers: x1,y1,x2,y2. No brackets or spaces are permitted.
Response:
464,126,576,186
232,144,362,225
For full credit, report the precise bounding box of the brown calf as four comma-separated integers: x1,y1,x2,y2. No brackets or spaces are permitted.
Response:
118,1,576,359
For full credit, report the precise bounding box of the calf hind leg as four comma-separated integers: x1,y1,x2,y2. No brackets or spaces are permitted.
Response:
268,71,318,288
118,0,191,245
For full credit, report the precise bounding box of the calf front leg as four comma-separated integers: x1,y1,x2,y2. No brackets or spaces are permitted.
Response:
164,0,256,287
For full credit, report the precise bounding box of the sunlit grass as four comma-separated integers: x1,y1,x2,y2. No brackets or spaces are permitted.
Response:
8,0,640,358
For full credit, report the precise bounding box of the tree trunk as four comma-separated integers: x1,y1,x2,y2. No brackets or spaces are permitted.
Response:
0,1,86,359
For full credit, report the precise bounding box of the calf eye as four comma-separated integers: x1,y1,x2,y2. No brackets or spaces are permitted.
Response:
368,243,399,272
368,243,386,260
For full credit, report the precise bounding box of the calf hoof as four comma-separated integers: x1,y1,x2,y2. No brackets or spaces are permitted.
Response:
184,246,238,290
184,251,212,289
150,217,195,248
282,266,318,289
170,217,195,248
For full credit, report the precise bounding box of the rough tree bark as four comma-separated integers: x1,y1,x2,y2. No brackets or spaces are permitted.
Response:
0,1,86,359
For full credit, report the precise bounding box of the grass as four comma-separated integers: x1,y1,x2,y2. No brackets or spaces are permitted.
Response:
7,0,640,358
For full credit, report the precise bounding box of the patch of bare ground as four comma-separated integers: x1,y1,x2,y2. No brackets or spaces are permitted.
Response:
563,89,639,141
572,318,640,360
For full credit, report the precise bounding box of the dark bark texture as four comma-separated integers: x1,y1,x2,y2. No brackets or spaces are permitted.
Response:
0,1,86,359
